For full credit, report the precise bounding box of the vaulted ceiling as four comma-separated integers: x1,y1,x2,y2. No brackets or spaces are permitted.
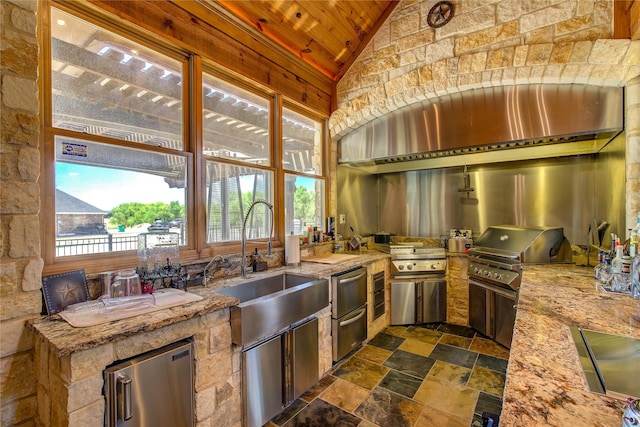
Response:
198,0,400,81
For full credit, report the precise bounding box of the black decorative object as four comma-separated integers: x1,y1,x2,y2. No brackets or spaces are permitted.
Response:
427,1,455,28
41,270,90,315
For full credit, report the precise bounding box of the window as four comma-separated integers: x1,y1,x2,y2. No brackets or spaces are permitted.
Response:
284,174,325,235
282,107,323,175
50,8,184,149
205,163,274,243
202,72,270,164
55,136,187,256
43,3,328,271
47,7,188,260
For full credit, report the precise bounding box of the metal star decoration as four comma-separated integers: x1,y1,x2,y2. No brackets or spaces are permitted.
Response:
427,1,455,28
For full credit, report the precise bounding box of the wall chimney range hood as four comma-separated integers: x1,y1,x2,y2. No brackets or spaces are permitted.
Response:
338,84,623,173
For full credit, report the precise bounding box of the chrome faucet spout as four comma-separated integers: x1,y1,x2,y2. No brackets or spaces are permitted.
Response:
241,200,274,278
204,255,225,286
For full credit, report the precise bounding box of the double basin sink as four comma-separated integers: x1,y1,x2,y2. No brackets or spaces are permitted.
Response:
213,273,329,347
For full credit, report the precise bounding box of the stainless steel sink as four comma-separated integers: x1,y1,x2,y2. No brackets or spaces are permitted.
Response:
570,327,640,399
213,273,329,346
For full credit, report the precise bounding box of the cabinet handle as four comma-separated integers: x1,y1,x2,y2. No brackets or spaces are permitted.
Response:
340,308,366,326
116,374,132,421
339,273,366,285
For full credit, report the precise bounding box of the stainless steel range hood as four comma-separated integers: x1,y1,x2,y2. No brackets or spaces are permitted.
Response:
338,84,623,173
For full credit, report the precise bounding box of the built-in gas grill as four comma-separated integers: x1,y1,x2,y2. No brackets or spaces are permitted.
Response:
468,226,572,348
469,226,572,290
389,245,447,325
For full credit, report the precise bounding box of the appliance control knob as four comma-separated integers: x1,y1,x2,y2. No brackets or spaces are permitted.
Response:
407,264,413,270
493,272,499,278
398,265,404,270
430,264,436,269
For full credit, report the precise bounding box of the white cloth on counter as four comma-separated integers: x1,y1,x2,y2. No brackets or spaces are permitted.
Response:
58,288,203,327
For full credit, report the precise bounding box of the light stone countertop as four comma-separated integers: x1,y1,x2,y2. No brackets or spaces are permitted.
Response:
28,252,388,357
501,264,640,427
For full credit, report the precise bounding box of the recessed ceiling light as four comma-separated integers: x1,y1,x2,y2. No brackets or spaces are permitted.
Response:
56,19,66,26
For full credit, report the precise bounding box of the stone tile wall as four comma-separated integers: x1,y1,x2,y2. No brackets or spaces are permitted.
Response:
1,0,43,425
446,255,469,327
329,0,640,226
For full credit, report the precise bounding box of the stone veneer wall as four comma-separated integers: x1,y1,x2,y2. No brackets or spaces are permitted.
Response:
329,0,640,228
1,0,44,425
33,309,240,426
446,255,469,326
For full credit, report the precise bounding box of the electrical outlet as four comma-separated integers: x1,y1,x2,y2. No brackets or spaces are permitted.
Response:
339,214,346,224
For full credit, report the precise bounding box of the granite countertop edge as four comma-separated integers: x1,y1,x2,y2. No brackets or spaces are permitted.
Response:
27,252,389,356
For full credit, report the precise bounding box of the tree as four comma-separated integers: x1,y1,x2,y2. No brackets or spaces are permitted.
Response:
294,186,315,223
109,201,185,227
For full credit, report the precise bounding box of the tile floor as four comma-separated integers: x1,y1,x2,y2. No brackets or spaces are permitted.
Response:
266,323,510,427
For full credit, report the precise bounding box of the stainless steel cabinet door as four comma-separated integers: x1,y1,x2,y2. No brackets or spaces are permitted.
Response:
494,292,516,348
419,279,447,323
390,281,416,325
105,341,193,427
332,267,367,318
243,336,283,427
290,318,319,400
468,281,488,337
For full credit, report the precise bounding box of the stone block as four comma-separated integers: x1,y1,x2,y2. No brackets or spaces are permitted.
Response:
194,385,216,421
425,38,454,64
36,383,51,426
59,344,115,383
0,350,35,401
17,147,39,180
0,290,43,320
455,22,518,56
194,348,232,392
2,184,39,216
486,47,515,70
114,318,199,360
0,394,37,426
550,42,573,64
1,75,38,112
623,41,640,66
397,31,433,54
589,40,629,65
67,398,104,427
0,110,39,146
526,44,553,65
390,11,419,40
439,3,495,38
22,258,43,292
556,15,593,36
7,215,40,257
10,2,37,33
0,316,36,356
0,261,18,296
520,2,574,33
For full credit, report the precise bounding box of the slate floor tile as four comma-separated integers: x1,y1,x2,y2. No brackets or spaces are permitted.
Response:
378,369,423,398
367,332,405,351
429,343,479,369
383,349,434,379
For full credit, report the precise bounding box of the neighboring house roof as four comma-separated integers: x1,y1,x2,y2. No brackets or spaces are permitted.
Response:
55,189,107,214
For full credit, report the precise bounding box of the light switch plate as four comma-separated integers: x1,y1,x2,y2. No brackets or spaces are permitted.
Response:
339,214,346,224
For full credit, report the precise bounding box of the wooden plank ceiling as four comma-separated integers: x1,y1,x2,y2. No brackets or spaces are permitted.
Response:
200,0,399,81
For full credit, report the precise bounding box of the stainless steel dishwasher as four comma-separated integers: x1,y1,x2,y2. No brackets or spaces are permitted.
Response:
331,266,368,362
243,317,318,427
104,341,194,427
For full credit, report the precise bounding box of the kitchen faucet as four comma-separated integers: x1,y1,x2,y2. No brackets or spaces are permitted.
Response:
204,255,225,285
241,200,273,278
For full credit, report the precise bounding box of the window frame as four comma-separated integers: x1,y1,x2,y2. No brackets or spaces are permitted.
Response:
41,1,329,275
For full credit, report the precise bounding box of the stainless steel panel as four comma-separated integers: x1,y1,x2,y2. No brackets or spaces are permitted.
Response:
226,278,328,347
105,341,194,427
570,328,640,400
213,273,311,302
339,84,623,164
419,280,447,323
473,226,572,264
468,282,488,337
331,267,367,319
390,281,416,325
243,336,283,427
332,306,367,362
290,318,319,400
494,292,516,348
338,138,626,246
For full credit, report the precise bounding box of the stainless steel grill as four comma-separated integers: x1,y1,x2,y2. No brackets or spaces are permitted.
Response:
468,225,572,290
468,225,572,348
